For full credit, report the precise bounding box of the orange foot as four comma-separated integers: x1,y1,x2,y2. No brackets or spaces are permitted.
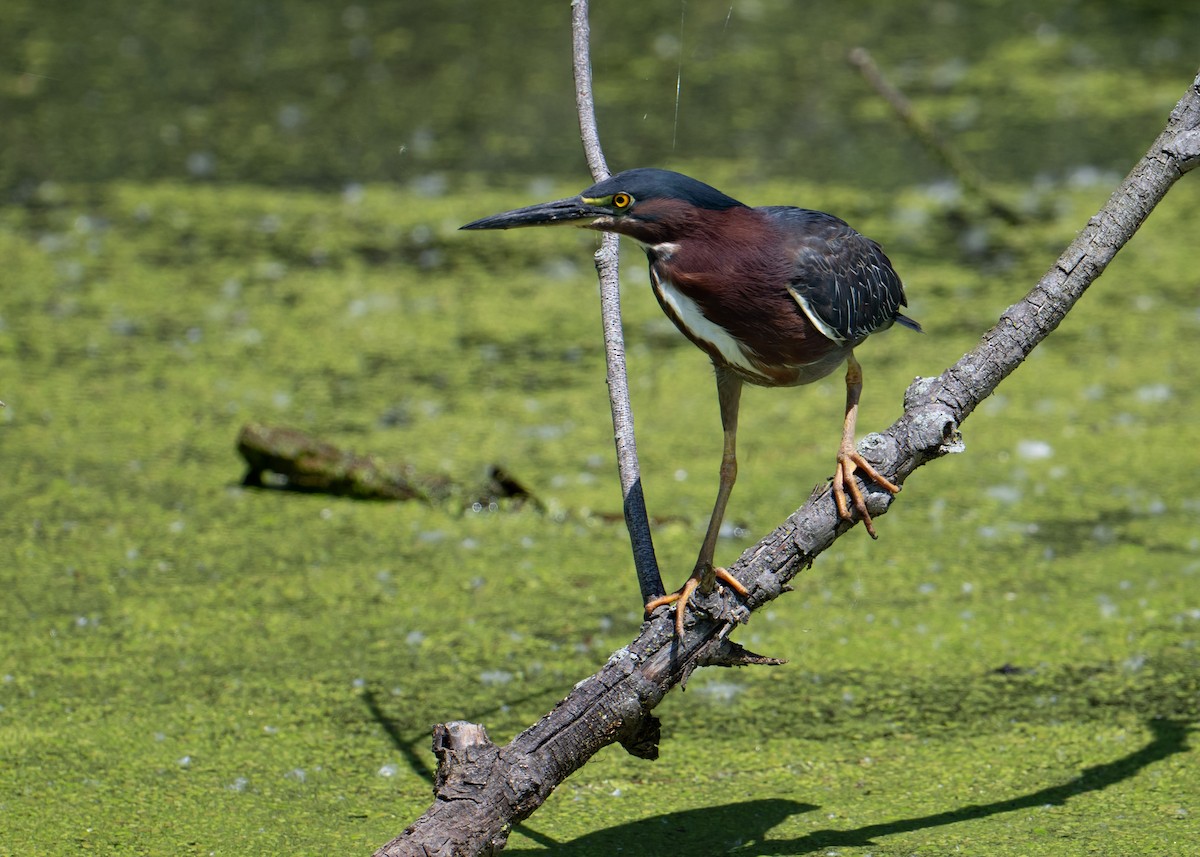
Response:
833,447,900,539
645,567,750,637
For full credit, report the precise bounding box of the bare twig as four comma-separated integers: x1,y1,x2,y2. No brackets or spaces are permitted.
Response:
373,50,1200,857
848,46,1023,224
571,0,664,603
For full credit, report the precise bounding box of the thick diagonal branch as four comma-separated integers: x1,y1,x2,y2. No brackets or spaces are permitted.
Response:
374,67,1200,857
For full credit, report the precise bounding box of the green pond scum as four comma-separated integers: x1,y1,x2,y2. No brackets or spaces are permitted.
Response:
1,175,1197,855
2,2,1199,854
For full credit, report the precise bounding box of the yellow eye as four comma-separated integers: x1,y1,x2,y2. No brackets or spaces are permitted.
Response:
612,192,632,209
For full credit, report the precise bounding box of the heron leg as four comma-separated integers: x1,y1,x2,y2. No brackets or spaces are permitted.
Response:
833,351,900,538
645,366,750,636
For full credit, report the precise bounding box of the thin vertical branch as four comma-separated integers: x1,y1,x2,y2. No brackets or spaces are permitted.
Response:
571,0,608,181
571,0,665,602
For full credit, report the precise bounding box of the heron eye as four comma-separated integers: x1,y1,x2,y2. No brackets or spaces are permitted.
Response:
612,192,632,209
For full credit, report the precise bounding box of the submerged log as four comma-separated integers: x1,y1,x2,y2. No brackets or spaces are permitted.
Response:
236,423,540,509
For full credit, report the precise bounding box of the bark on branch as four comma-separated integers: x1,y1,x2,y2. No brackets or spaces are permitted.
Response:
372,37,1200,857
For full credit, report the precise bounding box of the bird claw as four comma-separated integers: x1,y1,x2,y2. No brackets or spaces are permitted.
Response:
833,449,899,539
645,567,750,637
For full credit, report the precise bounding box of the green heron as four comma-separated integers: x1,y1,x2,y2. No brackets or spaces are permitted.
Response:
463,168,919,634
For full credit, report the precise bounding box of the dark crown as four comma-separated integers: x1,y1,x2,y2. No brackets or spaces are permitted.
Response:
583,168,746,211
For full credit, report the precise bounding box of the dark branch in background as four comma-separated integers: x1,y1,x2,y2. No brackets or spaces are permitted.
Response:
848,46,1023,224
372,36,1200,857
571,0,665,604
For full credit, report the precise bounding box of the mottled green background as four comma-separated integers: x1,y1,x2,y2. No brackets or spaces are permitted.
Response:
3,0,1195,192
1,2,1198,855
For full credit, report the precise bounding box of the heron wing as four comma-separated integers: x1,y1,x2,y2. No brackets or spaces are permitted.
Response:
761,206,913,343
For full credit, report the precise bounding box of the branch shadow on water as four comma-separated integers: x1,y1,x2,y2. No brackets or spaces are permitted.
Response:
361,686,560,786
361,687,436,784
514,718,1190,855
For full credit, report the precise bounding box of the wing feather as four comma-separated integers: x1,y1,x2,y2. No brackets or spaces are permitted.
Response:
762,206,911,343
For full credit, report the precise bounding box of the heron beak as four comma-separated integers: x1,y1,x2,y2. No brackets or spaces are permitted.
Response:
461,196,611,231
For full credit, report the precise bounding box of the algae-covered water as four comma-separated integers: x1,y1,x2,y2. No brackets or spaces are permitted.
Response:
2,2,1199,855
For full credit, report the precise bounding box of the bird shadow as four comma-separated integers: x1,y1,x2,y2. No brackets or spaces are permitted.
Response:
503,718,1191,855
1025,506,1193,559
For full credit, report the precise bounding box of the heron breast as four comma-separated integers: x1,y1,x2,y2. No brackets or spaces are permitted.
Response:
652,276,767,380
